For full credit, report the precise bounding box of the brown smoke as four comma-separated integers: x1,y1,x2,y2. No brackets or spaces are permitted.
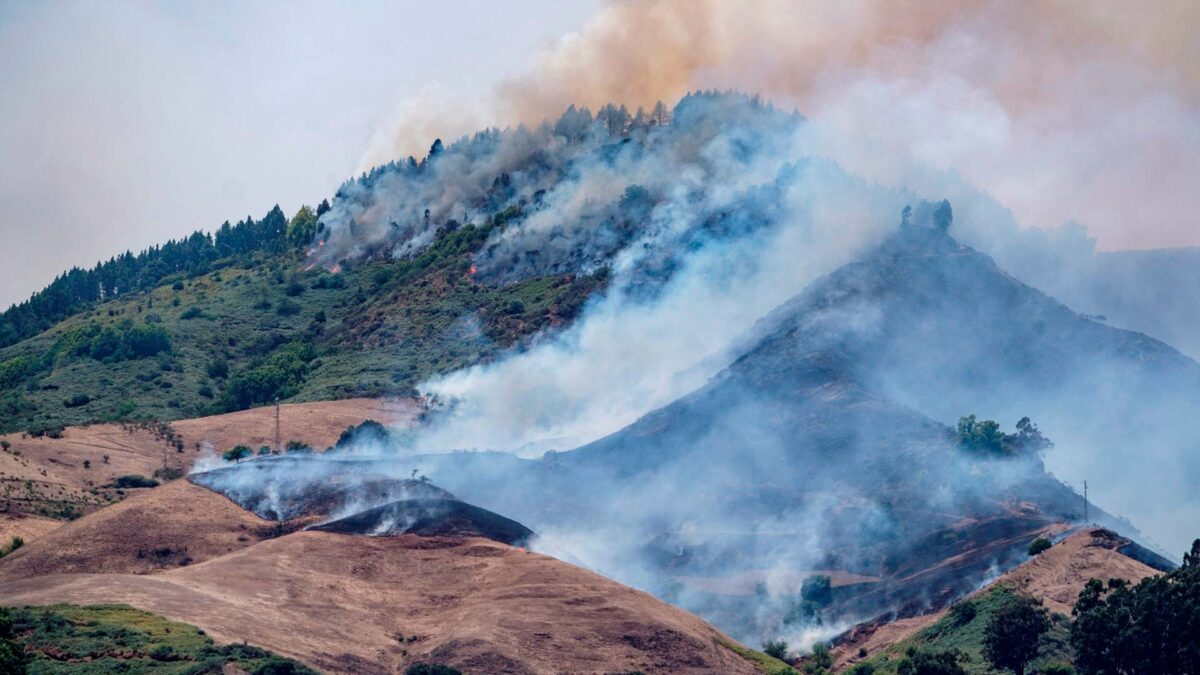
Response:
363,0,1200,249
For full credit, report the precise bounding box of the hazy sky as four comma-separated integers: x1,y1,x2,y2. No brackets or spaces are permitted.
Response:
0,0,596,310
3,1,1198,311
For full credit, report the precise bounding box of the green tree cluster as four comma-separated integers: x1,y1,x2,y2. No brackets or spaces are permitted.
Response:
0,205,302,349
0,608,26,674
1071,538,1200,674
54,321,172,363
982,595,1050,675
221,342,316,411
763,638,789,660
957,415,1053,457
1028,537,1052,556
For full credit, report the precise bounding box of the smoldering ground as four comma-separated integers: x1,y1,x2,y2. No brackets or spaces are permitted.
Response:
187,90,1200,649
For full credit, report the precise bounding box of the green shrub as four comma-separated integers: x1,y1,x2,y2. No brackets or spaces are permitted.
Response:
27,422,65,439
148,644,179,661
0,536,25,558
0,355,40,389
275,299,301,316
948,599,977,626
801,575,833,606
206,357,229,379
224,445,253,463
112,474,159,489
335,419,389,448
896,648,966,675
763,638,789,660
804,642,832,674
62,393,90,408
404,664,463,675
1028,537,1052,556
252,657,311,675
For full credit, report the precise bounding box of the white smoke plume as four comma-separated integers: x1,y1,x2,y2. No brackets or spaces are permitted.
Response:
362,0,1200,252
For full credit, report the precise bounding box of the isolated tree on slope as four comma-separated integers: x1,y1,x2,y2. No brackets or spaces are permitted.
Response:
983,594,1049,675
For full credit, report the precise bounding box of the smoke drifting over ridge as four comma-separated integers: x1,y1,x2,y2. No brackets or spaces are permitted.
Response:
363,0,1200,252
198,2,1200,646
321,94,915,455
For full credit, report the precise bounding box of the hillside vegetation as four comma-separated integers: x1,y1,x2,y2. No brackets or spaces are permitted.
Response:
853,586,1073,674
0,205,603,434
0,603,315,674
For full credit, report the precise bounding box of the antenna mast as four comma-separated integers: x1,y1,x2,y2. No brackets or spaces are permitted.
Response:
274,398,281,455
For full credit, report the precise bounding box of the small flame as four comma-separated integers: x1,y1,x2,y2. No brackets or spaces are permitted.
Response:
467,265,478,277
329,263,342,274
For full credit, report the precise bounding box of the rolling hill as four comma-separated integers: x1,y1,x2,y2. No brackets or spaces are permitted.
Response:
832,527,1169,673
0,478,779,675
410,212,1196,643
0,214,603,435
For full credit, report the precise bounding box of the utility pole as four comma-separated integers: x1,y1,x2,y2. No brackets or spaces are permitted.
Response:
1083,480,1088,524
274,398,281,454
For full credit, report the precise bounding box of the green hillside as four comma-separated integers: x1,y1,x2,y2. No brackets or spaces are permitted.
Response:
0,207,604,434
0,603,315,674
855,585,1073,674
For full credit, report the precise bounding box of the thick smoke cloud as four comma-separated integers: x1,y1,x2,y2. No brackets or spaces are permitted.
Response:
363,0,1200,252
324,95,909,455
248,0,1200,648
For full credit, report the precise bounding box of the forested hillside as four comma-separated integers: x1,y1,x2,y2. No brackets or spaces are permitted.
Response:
0,92,784,436
0,203,604,434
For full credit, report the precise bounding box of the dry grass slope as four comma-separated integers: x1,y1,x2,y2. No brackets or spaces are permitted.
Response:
0,531,762,675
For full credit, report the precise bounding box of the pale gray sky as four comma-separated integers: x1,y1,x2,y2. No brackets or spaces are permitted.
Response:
0,0,597,310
